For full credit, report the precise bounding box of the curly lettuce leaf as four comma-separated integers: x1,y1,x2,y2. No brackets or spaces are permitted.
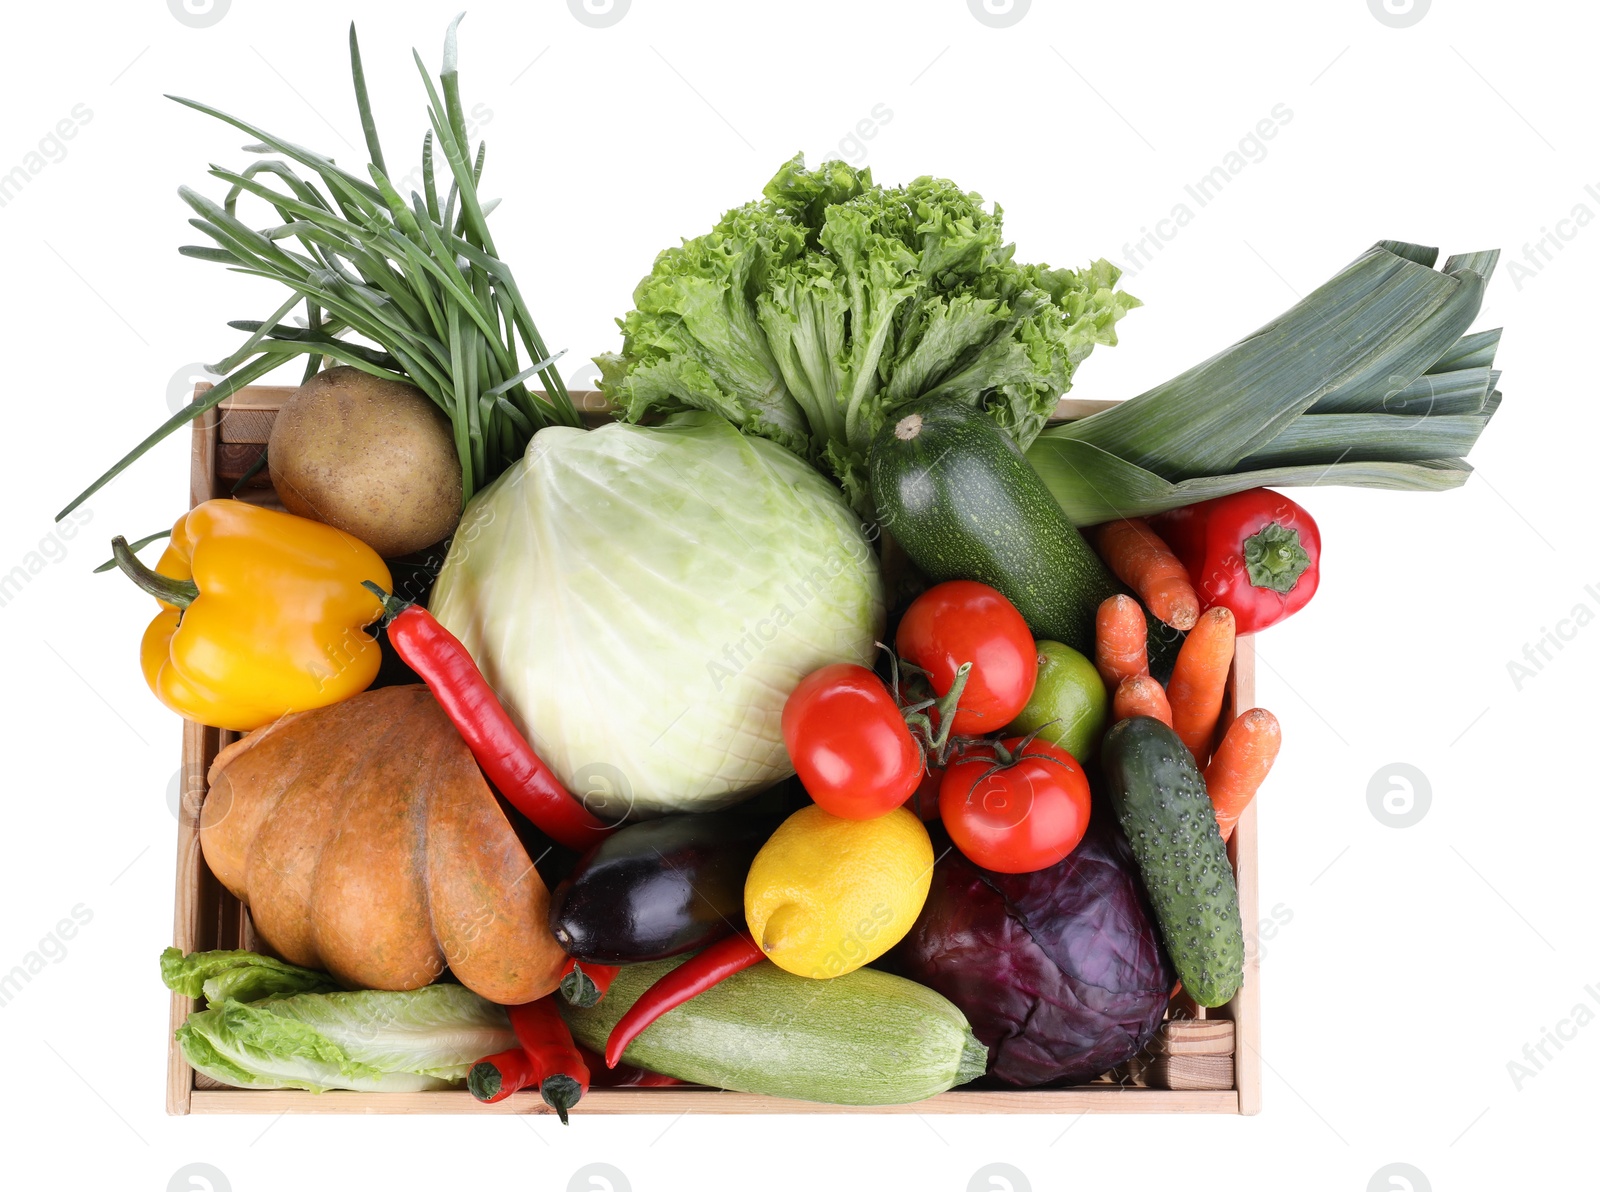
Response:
599,155,1138,505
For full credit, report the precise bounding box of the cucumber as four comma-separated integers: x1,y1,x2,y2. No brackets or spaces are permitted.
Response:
869,400,1181,678
561,958,987,1105
1100,716,1243,1006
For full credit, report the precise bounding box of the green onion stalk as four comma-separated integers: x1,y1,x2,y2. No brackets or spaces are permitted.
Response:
58,16,579,520
1027,241,1503,524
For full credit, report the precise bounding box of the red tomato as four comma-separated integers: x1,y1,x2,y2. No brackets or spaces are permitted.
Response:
895,581,1036,737
939,737,1091,873
783,663,924,820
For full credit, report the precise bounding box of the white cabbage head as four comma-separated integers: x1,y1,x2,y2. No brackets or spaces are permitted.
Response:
430,413,884,819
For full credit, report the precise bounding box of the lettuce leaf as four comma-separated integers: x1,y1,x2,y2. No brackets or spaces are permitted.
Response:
160,946,337,1003
163,950,516,1093
599,155,1137,510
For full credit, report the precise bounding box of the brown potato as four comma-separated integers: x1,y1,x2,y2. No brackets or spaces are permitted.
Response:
268,366,462,558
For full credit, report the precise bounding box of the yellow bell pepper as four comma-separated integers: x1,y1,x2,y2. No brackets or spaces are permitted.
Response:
114,500,392,731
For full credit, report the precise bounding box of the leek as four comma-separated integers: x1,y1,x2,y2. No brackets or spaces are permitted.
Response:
1028,242,1502,525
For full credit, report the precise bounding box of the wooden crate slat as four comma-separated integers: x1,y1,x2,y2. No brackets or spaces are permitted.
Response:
1226,635,1262,1115
169,386,1260,1116
187,1087,1240,1116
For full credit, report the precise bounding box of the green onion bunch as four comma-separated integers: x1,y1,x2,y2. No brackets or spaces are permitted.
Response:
61,17,577,519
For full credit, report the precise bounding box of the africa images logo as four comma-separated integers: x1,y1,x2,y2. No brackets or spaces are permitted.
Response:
967,0,1031,28
1367,0,1430,28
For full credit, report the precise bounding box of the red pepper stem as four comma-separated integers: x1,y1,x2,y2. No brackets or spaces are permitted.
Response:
559,958,621,1008
540,1074,582,1125
1241,522,1310,593
604,932,764,1069
360,579,410,625
110,536,198,609
467,1048,536,1104
467,1060,504,1103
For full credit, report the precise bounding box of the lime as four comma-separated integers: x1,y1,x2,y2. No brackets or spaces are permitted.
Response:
1004,640,1108,762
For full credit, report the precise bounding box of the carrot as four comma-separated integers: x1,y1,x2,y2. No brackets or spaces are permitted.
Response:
1092,519,1199,631
1113,674,1172,726
1206,708,1281,841
1166,607,1236,765
1094,595,1149,689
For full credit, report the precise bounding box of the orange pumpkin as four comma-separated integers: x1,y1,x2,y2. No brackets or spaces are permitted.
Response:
200,684,566,1004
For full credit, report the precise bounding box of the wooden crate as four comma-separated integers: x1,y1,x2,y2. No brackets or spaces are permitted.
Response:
168,387,1262,1117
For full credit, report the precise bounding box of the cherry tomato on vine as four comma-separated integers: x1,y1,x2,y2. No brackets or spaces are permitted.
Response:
895,581,1036,737
939,736,1091,873
783,663,924,820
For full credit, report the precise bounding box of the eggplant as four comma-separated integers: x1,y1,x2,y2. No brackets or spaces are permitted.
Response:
549,813,771,964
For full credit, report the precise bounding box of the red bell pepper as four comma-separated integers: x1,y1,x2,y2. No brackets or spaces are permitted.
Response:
1150,489,1320,634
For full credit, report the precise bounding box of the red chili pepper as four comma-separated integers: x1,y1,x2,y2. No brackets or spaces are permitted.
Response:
622,1068,685,1087
576,1043,686,1088
605,932,764,1069
364,583,608,852
509,997,591,1124
558,956,621,1008
1150,489,1321,635
467,1047,538,1104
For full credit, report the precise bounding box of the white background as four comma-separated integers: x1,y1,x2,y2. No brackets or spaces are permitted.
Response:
0,1,1593,1189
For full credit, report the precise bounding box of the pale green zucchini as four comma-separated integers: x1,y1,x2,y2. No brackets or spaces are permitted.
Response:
561,958,987,1105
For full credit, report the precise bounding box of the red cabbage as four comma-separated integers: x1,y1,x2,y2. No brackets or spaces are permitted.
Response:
894,818,1174,1087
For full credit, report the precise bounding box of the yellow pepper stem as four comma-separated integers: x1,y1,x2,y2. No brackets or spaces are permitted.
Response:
111,536,199,609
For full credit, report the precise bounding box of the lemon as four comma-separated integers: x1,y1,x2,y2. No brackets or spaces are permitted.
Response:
744,805,933,980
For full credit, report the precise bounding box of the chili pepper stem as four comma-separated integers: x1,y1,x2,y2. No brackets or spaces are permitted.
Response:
541,1074,582,1124
558,959,619,1008
109,535,199,608
467,1061,504,1102
361,579,410,624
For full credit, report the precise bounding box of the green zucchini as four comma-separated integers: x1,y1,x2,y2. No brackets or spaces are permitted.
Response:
869,399,1181,677
561,958,987,1105
1101,716,1243,1006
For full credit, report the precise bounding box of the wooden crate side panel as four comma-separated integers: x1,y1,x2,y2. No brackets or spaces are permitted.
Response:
1218,634,1260,1114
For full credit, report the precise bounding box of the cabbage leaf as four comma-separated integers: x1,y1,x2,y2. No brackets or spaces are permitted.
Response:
430,412,884,817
